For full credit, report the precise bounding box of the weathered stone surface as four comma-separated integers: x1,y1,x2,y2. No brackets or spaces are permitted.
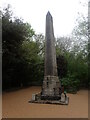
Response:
31,94,36,101
41,12,61,99
29,95,69,105
41,76,61,97
29,12,69,105
45,11,58,76
60,94,65,102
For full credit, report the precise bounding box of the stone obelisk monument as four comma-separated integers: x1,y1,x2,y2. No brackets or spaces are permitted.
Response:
41,11,61,100
29,12,69,105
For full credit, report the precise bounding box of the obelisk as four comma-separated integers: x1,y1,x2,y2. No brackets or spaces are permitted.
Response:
29,12,69,104
41,11,61,100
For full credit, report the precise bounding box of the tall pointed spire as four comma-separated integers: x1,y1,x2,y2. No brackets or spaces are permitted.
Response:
47,11,51,16
41,12,61,99
45,11,57,76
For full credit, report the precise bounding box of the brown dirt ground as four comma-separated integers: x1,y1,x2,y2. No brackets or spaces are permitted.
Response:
2,86,88,118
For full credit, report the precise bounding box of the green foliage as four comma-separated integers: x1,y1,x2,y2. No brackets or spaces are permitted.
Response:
34,34,45,57
2,5,45,90
64,51,88,88
61,73,80,93
20,40,44,85
56,14,88,91
2,5,35,89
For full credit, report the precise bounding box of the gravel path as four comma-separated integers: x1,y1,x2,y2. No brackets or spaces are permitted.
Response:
2,86,88,118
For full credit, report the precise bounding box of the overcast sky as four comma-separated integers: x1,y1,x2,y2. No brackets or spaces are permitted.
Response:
1,0,87,37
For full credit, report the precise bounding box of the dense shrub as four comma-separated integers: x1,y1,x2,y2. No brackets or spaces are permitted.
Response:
61,73,80,93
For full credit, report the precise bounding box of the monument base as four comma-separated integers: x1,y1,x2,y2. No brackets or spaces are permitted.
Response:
29,93,69,105
41,95,61,100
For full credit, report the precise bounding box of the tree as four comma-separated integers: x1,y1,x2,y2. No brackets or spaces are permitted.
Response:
34,33,45,57
55,11,88,89
70,13,88,87
20,40,44,85
56,37,73,55
57,55,67,79
71,14,88,54
2,5,35,89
